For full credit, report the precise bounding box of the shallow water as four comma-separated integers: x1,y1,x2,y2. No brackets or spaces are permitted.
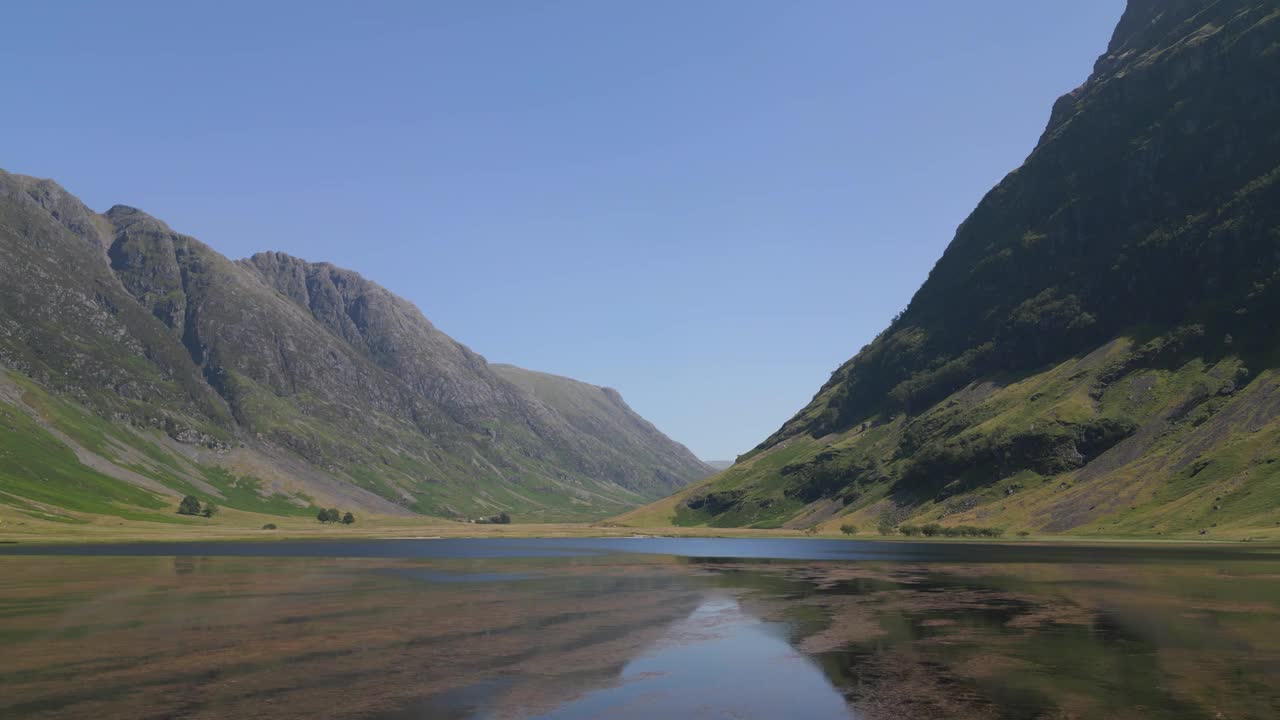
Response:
1,539,1277,719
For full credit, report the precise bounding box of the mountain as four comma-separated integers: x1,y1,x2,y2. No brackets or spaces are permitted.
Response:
0,171,709,524
621,0,1280,538
490,365,710,486
704,461,734,471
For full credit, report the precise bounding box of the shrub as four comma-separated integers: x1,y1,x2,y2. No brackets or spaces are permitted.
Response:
178,495,202,516
261,523,277,530
341,512,355,525
840,523,857,536
201,502,219,518
899,524,921,536
920,523,943,537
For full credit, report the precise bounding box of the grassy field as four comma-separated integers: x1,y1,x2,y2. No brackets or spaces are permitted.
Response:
0,508,808,544
3,501,1277,546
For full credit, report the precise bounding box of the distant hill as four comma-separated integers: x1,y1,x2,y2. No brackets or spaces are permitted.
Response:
490,365,711,488
704,461,734,471
0,171,708,524
620,0,1280,538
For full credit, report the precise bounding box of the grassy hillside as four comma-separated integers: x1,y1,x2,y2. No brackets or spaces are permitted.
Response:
0,172,707,525
619,337,1280,539
492,364,711,486
619,1,1280,540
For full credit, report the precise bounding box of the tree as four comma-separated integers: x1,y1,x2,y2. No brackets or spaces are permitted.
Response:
178,495,202,516
317,508,330,524
840,523,857,536
325,508,341,523
341,512,355,525
920,523,943,537
201,502,219,518
496,512,511,525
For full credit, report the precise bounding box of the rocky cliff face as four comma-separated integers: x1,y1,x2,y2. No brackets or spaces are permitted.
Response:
0,172,708,523
623,0,1280,537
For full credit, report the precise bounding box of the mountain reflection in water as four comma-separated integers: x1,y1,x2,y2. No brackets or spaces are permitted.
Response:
0,539,1277,719
527,597,853,719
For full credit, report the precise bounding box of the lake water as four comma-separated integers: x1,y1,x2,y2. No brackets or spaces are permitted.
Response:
1,538,1277,719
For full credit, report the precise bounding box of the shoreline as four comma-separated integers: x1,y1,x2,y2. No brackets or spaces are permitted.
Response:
1,522,1274,549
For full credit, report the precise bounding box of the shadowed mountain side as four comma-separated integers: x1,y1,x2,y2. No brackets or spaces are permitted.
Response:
620,0,1280,538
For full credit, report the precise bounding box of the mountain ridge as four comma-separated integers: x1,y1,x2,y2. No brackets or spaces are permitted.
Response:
0,169,709,524
491,364,709,491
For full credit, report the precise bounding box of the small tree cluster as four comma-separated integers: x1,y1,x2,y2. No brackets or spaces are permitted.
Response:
475,512,512,525
317,508,356,524
177,495,219,518
943,525,1004,538
897,523,1003,538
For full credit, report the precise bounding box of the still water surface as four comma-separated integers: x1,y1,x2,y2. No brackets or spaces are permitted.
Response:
1,538,1277,719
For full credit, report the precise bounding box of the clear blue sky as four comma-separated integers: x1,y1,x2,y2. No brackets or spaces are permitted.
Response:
4,0,1125,460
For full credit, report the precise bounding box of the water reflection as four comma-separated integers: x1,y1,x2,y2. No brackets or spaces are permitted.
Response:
529,597,853,719
0,541,1277,720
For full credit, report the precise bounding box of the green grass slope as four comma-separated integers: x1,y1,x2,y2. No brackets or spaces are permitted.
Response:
622,337,1280,539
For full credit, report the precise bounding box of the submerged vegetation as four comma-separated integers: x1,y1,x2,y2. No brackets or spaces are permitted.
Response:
1,543,1276,719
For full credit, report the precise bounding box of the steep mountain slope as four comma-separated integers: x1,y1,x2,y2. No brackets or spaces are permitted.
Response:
0,171,707,524
491,364,710,488
622,0,1280,538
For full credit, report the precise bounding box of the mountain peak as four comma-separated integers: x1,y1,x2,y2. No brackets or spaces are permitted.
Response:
104,204,175,234
0,171,112,249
